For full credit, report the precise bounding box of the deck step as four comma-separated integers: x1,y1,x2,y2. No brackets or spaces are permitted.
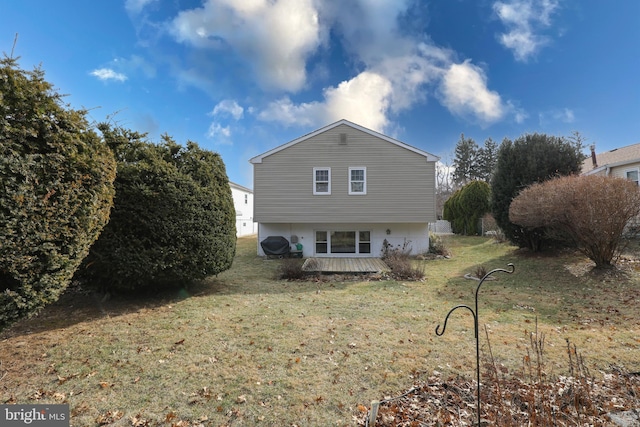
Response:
302,257,390,273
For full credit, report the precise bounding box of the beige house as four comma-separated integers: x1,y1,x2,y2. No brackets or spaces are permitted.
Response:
249,119,439,257
582,143,640,183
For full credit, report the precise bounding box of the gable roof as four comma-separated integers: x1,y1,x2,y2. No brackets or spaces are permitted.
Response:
582,143,640,175
229,182,253,193
249,119,439,164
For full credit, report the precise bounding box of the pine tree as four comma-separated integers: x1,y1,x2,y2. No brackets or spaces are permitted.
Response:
452,134,478,185
476,137,498,181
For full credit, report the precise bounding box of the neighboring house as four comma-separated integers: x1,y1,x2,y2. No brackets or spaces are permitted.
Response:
230,182,257,237
249,119,439,257
582,143,640,183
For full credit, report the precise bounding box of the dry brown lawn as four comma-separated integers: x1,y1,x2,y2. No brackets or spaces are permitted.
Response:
1,235,638,426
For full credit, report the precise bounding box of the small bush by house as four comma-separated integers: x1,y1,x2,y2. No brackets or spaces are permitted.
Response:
381,239,425,280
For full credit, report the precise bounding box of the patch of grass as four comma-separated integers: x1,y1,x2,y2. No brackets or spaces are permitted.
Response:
1,235,638,426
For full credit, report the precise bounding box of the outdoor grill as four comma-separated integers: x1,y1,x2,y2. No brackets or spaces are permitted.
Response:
260,236,291,258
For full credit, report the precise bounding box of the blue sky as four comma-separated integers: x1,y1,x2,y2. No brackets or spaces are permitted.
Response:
1,0,638,188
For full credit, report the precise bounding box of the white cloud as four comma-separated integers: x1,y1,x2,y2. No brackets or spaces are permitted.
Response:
90,55,154,84
211,99,244,120
165,0,510,131
90,68,128,82
539,107,575,126
207,122,232,139
113,55,156,78
322,71,393,131
259,14,508,130
170,0,321,92
258,71,393,132
493,0,559,62
513,107,529,124
257,97,320,128
438,61,505,125
559,108,575,123
207,100,244,141
125,0,157,15
373,44,450,113
317,0,414,65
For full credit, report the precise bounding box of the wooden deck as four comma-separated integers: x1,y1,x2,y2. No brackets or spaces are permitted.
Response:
302,257,390,273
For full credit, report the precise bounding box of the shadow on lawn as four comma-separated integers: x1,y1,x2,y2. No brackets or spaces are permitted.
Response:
5,244,638,339
0,284,197,338
0,259,355,338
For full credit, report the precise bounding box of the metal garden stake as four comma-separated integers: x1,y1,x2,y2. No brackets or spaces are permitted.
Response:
435,263,515,426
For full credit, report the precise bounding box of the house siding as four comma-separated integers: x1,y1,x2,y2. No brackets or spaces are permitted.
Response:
253,124,436,223
257,222,430,257
609,162,640,180
230,182,257,236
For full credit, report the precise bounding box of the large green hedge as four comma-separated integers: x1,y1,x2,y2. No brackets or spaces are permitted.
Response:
443,181,491,235
0,57,116,329
76,125,236,291
491,133,585,250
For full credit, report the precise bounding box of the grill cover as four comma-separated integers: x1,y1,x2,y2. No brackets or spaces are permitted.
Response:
260,236,290,256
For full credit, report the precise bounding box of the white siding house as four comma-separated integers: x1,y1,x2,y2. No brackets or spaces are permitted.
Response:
230,182,257,237
249,119,439,257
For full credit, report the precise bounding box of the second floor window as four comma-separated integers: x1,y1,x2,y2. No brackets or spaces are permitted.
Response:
349,167,366,195
314,167,331,195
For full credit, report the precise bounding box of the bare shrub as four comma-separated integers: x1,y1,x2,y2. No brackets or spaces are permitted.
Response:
490,228,508,243
359,326,639,426
428,232,450,256
510,175,640,268
277,258,306,280
474,265,488,279
381,239,425,280
480,323,612,426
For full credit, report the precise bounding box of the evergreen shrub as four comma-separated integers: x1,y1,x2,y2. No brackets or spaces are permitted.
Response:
77,126,236,291
0,57,116,329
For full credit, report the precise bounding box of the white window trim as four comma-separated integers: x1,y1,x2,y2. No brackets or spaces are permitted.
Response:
625,168,639,185
315,230,328,254
313,167,331,195
348,167,367,195
314,229,371,255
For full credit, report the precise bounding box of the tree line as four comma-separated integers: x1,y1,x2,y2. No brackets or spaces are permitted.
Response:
441,132,640,269
1,55,236,330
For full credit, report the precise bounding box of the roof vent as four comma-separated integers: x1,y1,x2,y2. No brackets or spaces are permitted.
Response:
339,133,347,145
